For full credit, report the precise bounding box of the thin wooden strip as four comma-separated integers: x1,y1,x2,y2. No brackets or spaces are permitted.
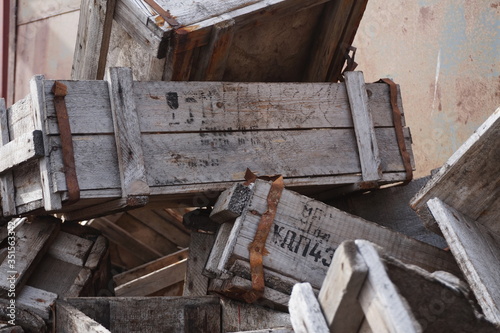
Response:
183,232,214,296
106,67,150,202
344,71,381,181
289,283,329,333
72,0,117,80
427,198,500,325
84,236,108,270
0,98,16,216
0,130,43,174
30,75,62,211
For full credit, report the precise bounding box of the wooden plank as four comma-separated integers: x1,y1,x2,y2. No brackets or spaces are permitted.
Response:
84,236,108,270
47,231,94,266
303,0,355,81
289,283,329,333
114,259,187,296
228,329,293,333
355,240,421,333
0,298,47,333
221,298,291,332
66,268,93,297
106,67,150,201
72,0,116,80
0,130,43,174
114,248,189,286
411,107,500,233
183,232,214,296
17,285,57,320
56,301,110,333
344,71,381,181
0,98,16,216
211,180,460,291
205,221,236,278
17,0,81,25
5,0,16,106
0,217,60,296
318,240,368,333
427,198,500,325
30,75,62,211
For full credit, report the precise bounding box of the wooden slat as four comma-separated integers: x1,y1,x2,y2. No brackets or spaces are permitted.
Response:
318,241,367,333
56,301,110,333
84,236,108,270
17,285,58,321
5,0,16,106
344,71,381,181
289,283,329,333
355,240,421,333
106,67,150,201
114,259,187,296
114,248,189,286
47,231,94,266
427,198,500,325
0,130,44,174
72,0,116,80
210,180,460,290
0,217,60,296
17,0,81,25
411,107,500,233
0,98,16,216
30,75,62,211
183,232,214,296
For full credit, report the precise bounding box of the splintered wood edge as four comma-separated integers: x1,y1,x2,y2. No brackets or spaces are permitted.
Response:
210,183,253,224
289,283,329,333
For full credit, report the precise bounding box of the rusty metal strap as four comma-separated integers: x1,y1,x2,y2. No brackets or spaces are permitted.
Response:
242,169,284,303
52,81,80,204
378,78,413,183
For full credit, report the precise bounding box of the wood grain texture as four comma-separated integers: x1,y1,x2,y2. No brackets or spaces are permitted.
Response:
84,236,108,270
427,198,500,325
17,0,80,25
0,99,16,215
0,130,43,174
17,285,58,320
344,71,381,181
0,217,60,296
411,107,500,233
48,231,93,266
318,241,367,333
72,0,116,80
183,232,215,296
106,67,150,199
56,301,110,333
289,283,329,333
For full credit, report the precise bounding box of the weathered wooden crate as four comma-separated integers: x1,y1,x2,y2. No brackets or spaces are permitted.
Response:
411,108,500,325
1,69,413,220
205,179,460,307
288,240,498,333
74,0,368,82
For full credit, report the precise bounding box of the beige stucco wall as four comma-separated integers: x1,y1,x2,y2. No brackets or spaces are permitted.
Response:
353,0,499,176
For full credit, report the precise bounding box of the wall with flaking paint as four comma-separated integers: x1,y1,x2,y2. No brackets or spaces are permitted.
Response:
352,0,500,176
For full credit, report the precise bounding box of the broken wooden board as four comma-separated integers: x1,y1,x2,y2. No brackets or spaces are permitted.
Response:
307,240,498,333
74,0,367,82
183,232,215,297
16,285,58,321
64,296,221,332
56,301,110,333
289,283,329,333
411,107,500,234
208,179,460,294
427,198,500,325
5,68,413,220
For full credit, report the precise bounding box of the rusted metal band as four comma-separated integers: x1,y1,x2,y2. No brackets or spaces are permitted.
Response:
52,81,80,205
242,169,284,303
379,78,413,183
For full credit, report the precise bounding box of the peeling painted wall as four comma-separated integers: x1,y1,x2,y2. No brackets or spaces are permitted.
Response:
353,0,500,176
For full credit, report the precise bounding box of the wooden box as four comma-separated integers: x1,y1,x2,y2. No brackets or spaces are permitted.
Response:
0,69,412,220
74,0,368,82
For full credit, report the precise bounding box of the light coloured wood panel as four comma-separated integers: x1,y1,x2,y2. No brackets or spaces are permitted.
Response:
18,0,80,25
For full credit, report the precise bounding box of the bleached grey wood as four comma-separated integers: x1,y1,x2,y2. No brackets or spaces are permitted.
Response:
318,240,367,333
214,180,459,291
56,301,110,333
289,283,329,333
183,232,214,296
47,231,94,266
427,198,500,325
30,75,62,211
344,71,381,181
17,285,58,320
355,240,421,333
0,99,16,216
0,130,43,174
228,329,294,333
205,221,236,278
72,0,116,80
211,183,253,224
106,67,150,201
84,236,108,270
411,107,500,233
0,299,47,333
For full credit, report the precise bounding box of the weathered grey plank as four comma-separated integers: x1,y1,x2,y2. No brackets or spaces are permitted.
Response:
84,236,108,270
0,99,16,216
0,298,47,333
0,217,60,296
344,71,381,181
411,107,500,233
48,231,94,266
56,301,110,333
72,0,116,80
212,180,459,291
0,130,43,174
289,283,329,333
17,285,58,321
183,232,215,296
427,198,500,325
106,67,150,200
318,241,367,333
